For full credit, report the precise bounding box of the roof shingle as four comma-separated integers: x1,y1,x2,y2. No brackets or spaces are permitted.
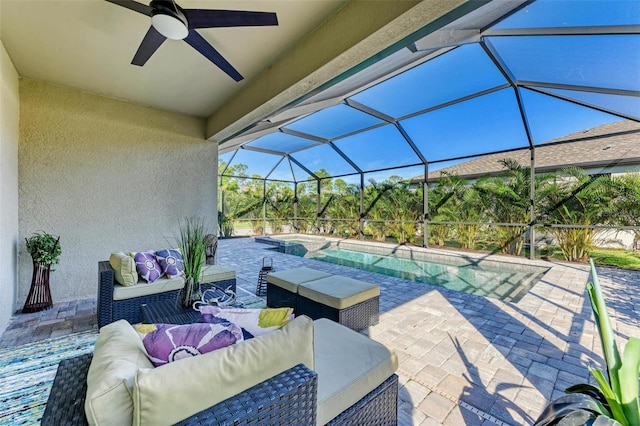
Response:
424,120,640,181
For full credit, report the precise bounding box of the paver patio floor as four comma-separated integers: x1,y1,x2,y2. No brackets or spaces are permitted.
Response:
218,237,638,426
0,237,637,425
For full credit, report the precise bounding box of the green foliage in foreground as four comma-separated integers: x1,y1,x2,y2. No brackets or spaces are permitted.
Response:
535,259,640,426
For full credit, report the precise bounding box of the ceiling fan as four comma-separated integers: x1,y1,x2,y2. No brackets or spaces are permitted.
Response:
105,0,278,81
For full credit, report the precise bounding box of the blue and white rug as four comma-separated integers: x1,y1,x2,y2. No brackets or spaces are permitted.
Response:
0,330,98,425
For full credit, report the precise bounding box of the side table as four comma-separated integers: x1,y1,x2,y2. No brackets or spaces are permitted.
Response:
141,288,243,325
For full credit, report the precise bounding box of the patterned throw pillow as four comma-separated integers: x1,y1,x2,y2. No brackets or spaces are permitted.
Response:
200,306,294,339
155,249,184,278
135,322,243,367
133,250,163,283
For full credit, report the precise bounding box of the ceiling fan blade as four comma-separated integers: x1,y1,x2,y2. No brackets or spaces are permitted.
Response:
183,10,278,29
104,0,153,16
184,30,243,81
131,26,166,66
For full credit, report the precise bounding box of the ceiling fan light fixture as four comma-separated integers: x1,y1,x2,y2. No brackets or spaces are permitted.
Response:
151,12,188,39
150,0,188,40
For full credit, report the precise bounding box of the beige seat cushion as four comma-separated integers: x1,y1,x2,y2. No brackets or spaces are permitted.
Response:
109,252,138,287
298,276,379,309
132,315,315,426
112,276,184,301
314,318,397,425
200,264,235,284
266,267,333,293
85,320,154,426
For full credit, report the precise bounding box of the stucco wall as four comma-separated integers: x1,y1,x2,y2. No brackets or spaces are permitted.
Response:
18,79,216,305
0,42,20,332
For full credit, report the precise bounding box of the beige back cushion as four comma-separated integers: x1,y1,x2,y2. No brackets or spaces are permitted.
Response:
266,267,333,293
109,252,138,287
85,320,153,426
132,315,315,426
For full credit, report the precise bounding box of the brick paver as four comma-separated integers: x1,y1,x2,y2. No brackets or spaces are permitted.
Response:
217,237,638,426
1,237,638,426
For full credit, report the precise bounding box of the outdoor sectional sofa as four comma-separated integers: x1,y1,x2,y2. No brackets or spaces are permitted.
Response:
97,260,236,328
42,316,398,425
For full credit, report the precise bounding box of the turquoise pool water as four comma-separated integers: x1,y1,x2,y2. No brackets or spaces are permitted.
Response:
275,240,547,303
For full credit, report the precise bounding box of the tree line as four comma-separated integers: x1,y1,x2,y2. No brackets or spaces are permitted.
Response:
219,160,640,261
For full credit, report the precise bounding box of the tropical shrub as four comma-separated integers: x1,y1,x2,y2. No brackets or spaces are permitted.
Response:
476,159,554,256
218,211,234,237
609,172,640,250
538,168,616,262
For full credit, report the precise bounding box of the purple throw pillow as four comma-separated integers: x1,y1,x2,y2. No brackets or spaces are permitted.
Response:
155,249,184,278
133,250,163,283
135,322,243,367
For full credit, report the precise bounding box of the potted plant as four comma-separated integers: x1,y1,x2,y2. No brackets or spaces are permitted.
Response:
23,231,62,313
534,259,639,426
177,218,209,308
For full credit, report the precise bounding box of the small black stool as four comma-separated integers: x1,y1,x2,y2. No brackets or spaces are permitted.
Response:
256,257,274,297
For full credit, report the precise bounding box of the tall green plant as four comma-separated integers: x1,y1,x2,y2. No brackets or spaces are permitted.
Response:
177,218,209,306
535,259,640,425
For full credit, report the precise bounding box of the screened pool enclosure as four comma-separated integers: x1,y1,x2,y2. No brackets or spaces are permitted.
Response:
218,0,640,261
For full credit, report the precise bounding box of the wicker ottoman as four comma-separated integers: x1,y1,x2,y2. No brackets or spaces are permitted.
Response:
297,276,379,331
266,267,332,311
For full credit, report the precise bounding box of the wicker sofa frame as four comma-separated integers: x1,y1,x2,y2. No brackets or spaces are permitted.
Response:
298,294,380,332
41,353,318,426
266,281,299,312
267,283,380,331
97,261,236,328
41,353,398,425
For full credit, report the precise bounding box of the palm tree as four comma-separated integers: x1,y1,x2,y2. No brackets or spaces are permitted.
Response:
427,172,486,249
455,184,487,250
382,177,421,244
363,180,390,241
476,159,552,256
427,172,462,246
538,167,616,262
609,172,640,250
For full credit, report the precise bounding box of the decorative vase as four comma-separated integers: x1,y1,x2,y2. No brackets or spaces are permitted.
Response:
181,277,202,309
22,260,53,313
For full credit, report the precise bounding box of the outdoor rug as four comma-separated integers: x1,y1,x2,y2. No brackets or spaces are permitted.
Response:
0,330,98,425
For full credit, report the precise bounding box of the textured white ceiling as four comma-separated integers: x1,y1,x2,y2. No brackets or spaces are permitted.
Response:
0,0,346,118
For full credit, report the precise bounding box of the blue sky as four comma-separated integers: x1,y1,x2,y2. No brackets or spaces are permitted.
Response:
221,0,639,182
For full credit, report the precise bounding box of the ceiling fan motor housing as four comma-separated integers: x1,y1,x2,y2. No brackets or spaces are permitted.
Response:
150,0,188,40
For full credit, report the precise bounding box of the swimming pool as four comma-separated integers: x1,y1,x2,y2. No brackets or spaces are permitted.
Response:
260,235,548,303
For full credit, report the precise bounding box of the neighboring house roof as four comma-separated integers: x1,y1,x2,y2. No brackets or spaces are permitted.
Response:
421,120,640,182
